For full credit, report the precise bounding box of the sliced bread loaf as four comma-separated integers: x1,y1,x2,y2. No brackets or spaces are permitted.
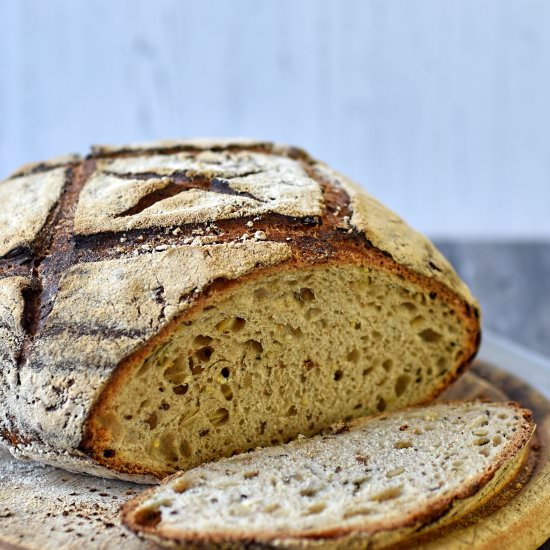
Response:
0,139,479,480
122,401,534,549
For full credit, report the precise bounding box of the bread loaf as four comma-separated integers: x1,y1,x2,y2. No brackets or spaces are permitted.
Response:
0,139,480,481
122,401,534,549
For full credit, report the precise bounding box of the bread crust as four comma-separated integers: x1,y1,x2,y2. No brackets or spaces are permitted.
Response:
0,139,480,479
120,402,534,549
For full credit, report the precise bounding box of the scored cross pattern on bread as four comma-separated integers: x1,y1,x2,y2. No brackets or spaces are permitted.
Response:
0,139,479,481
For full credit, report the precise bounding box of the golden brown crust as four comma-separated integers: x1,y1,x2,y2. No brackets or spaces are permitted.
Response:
0,139,480,479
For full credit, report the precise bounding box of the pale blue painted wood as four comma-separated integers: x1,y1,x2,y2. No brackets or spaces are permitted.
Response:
0,0,549,238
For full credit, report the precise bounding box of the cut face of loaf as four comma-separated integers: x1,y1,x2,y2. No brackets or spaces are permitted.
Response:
122,402,534,549
85,264,473,478
0,139,479,480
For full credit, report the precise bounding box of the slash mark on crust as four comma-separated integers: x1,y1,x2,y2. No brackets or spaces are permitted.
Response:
112,174,268,218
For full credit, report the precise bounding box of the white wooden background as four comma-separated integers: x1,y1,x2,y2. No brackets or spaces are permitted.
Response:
1,0,549,238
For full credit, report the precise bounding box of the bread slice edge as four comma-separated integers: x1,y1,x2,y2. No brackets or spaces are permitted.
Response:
121,401,534,549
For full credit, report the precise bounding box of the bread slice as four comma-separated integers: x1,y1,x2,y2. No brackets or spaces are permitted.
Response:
122,402,534,549
0,139,479,481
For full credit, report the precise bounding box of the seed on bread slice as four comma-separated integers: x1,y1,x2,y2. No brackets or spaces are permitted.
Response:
122,401,534,549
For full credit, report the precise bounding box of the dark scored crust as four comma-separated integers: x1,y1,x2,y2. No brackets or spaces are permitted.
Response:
0,139,481,479
120,402,534,549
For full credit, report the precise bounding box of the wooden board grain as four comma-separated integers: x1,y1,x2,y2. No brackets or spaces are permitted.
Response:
0,363,548,550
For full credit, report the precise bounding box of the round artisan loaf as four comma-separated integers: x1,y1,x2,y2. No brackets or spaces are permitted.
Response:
0,139,480,481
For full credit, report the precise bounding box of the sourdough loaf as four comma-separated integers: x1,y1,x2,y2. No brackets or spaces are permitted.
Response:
0,138,480,481
122,401,534,549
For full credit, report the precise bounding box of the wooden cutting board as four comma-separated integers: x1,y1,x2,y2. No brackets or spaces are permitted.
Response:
396,362,550,550
0,362,549,550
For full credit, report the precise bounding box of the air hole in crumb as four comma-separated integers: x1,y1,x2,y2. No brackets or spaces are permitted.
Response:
376,397,386,412
145,412,158,429
334,370,343,381
306,502,326,514
400,302,417,313
410,315,425,328
188,357,203,376
164,359,186,385
103,449,116,459
347,349,360,363
209,408,229,426
395,375,411,397
193,335,212,346
220,384,233,401
158,434,178,461
472,416,489,428
418,328,442,343
304,359,316,370
287,405,298,416
382,359,393,372
195,346,214,362
343,507,373,518
254,288,269,299
173,384,189,395
474,437,490,446
300,487,319,497
179,440,192,457
172,479,189,493
394,440,413,449
244,471,259,479
216,317,246,333
263,503,280,513
493,435,503,446
370,486,402,502
295,288,315,303
363,367,374,376
134,506,161,528
245,339,263,357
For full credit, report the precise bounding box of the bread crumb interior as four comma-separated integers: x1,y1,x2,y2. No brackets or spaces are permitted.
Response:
94,265,468,475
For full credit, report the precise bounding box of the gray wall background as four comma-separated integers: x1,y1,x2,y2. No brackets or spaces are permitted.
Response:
1,0,549,238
